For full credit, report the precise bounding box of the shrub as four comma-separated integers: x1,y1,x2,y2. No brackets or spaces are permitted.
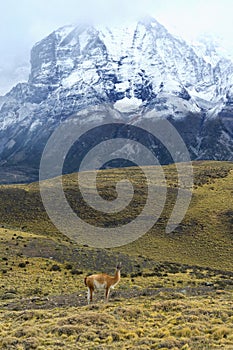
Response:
71,269,83,275
18,262,26,268
50,264,61,271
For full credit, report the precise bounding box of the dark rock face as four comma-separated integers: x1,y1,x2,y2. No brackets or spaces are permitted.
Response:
0,18,232,183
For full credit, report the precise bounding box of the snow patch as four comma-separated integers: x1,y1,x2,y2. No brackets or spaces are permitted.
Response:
79,31,91,52
57,58,74,69
62,66,99,88
188,85,218,102
6,139,16,149
114,97,142,112
57,25,75,42
29,120,42,132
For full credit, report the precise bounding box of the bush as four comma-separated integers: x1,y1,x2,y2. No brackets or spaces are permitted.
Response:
50,264,61,271
18,262,26,268
71,269,83,275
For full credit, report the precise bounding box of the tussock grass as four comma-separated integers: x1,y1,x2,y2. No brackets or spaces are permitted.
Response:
1,239,233,348
0,287,232,349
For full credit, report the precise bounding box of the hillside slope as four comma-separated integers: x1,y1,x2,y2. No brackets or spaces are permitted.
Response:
0,161,232,271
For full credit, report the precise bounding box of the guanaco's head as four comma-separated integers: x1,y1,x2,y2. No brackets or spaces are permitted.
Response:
116,262,122,271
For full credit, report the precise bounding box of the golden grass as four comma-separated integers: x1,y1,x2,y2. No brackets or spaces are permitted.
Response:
1,284,233,349
1,229,233,349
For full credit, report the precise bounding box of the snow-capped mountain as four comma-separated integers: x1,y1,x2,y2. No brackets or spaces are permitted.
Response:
0,17,232,183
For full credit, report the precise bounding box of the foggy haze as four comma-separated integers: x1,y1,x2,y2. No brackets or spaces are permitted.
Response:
0,0,233,95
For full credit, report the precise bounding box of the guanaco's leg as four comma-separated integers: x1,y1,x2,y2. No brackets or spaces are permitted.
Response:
105,287,110,302
87,287,94,304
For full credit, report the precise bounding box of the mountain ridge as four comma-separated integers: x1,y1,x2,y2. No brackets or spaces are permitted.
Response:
0,17,232,183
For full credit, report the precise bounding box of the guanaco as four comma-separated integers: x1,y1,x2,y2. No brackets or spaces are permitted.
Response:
84,262,122,304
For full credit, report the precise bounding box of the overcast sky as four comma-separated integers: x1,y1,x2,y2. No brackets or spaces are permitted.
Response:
1,0,233,94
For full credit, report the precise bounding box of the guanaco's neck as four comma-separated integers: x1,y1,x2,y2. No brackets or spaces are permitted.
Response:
114,269,121,283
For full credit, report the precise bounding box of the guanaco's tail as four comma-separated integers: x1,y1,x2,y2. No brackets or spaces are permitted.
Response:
84,276,88,286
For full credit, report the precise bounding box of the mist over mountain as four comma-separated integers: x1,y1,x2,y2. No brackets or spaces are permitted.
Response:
0,17,232,183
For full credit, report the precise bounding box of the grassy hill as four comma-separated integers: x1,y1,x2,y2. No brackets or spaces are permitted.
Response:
117,161,233,270
0,161,232,349
0,160,232,270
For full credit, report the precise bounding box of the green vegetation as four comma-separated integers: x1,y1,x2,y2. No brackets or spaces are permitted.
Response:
0,161,232,349
0,160,232,269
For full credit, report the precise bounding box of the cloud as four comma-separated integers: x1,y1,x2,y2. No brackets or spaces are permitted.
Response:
1,0,233,52
0,0,233,94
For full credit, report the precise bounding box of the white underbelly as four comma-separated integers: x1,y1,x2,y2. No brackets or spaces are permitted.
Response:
94,280,107,289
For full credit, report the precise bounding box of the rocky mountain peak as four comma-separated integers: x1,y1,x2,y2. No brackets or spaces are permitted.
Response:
0,18,232,183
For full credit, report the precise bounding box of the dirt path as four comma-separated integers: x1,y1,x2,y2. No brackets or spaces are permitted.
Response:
2,285,216,311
